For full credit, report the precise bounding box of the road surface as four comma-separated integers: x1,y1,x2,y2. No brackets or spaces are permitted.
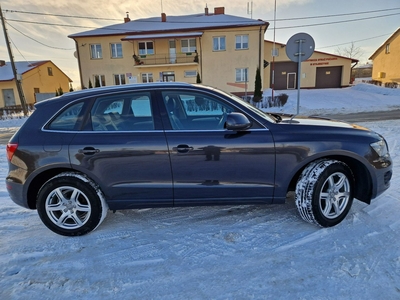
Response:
322,109,400,123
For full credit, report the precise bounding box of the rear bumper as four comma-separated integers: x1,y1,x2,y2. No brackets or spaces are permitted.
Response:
5,179,29,209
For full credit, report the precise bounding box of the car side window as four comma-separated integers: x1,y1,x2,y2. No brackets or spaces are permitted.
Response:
162,91,234,130
91,92,154,131
48,102,84,131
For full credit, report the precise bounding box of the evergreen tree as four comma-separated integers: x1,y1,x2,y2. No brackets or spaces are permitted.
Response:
55,89,59,96
88,79,93,89
196,73,202,84
58,86,64,96
253,67,262,102
69,83,74,92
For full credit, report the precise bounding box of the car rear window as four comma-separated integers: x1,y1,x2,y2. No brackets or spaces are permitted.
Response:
47,102,84,131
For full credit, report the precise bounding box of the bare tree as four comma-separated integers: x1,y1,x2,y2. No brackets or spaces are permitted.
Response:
335,42,364,60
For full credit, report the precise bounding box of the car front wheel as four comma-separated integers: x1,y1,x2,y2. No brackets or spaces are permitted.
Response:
295,159,354,227
37,172,108,236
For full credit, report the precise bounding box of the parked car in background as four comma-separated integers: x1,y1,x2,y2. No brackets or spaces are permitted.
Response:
6,82,392,236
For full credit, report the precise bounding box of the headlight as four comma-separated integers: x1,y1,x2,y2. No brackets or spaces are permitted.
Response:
370,139,388,157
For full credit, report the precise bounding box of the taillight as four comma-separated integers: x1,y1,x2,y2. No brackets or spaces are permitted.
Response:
6,143,18,161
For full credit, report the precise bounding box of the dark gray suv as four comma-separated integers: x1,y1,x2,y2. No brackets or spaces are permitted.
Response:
6,83,392,236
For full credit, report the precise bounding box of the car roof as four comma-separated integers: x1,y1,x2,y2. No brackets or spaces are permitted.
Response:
35,82,209,108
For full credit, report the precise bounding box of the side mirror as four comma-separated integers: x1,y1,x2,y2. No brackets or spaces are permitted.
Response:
225,112,252,131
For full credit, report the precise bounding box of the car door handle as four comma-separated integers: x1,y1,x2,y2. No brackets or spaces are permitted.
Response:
78,147,100,155
175,144,194,153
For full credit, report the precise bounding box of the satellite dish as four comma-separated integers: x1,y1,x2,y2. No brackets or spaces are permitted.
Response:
285,33,315,62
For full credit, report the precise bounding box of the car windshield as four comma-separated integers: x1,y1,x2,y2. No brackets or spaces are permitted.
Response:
204,86,277,123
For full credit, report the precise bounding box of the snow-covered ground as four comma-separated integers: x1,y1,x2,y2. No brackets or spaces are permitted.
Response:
0,83,399,299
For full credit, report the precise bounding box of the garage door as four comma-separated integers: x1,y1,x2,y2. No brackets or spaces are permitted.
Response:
271,62,297,90
315,66,342,88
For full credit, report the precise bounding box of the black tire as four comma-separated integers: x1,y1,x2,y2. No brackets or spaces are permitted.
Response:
295,159,354,227
37,172,108,236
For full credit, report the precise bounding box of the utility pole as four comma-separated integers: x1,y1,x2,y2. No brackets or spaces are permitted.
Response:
0,5,28,116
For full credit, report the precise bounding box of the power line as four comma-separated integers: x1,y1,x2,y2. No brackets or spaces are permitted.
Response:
270,12,400,30
6,18,101,29
271,7,400,22
6,11,400,31
3,9,120,21
3,7,399,53
317,33,393,49
8,34,31,63
4,7,400,23
6,20,75,50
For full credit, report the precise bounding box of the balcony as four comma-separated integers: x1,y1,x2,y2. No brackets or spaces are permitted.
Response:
133,52,199,67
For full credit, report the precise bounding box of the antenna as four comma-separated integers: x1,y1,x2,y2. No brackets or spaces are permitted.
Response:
247,2,253,19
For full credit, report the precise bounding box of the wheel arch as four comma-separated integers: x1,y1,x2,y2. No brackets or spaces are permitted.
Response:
287,155,373,204
26,167,80,209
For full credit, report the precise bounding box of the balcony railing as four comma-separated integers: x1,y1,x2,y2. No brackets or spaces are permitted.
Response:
133,52,199,66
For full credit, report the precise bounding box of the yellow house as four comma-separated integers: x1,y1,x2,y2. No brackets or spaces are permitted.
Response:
369,28,400,87
0,60,72,107
263,40,357,90
68,7,269,95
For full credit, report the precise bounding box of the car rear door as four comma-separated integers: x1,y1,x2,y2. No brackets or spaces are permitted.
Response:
68,90,173,209
159,89,276,205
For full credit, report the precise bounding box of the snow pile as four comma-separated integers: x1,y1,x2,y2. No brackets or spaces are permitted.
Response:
264,83,400,115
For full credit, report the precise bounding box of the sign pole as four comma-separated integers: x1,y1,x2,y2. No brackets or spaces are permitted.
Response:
296,39,303,115
285,32,315,115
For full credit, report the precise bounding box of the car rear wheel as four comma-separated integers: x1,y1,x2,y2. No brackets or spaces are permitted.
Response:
37,172,108,236
295,159,354,227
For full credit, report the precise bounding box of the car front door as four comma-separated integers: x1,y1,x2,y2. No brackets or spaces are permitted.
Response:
69,91,173,209
160,90,276,205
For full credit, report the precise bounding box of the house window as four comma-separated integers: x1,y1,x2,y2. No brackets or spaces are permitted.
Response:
111,43,123,58
142,73,154,83
184,70,197,77
138,41,154,55
93,74,106,87
385,43,390,54
90,44,103,59
114,74,126,85
181,38,196,52
235,68,248,82
47,67,53,76
235,35,249,50
213,36,226,51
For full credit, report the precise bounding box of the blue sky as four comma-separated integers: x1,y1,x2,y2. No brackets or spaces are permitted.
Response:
0,0,399,88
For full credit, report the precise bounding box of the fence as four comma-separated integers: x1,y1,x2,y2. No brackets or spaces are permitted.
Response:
0,104,34,118
242,94,289,109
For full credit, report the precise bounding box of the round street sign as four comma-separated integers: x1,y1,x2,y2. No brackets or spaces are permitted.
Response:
285,33,315,62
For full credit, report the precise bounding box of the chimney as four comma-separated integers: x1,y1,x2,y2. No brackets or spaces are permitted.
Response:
161,12,166,22
205,5,209,15
214,7,225,15
124,12,130,23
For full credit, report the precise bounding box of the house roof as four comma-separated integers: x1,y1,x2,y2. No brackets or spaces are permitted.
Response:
122,32,204,41
68,13,268,39
264,40,359,63
369,27,400,60
0,61,48,81
0,60,72,82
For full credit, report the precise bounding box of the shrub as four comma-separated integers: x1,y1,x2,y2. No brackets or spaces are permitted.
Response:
278,93,288,106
